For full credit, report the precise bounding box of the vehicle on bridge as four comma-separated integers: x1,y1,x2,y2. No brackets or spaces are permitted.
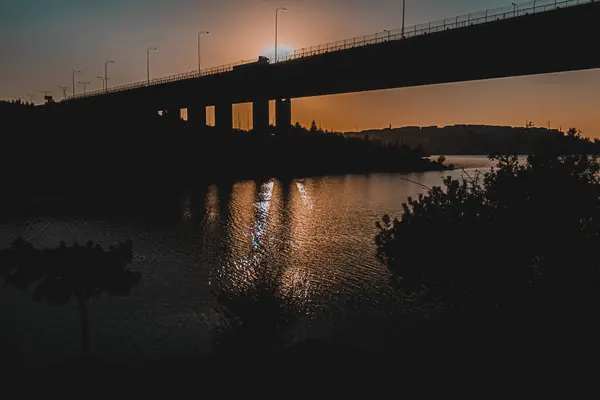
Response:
233,56,270,72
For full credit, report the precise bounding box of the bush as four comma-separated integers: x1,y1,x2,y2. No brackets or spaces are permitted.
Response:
376,147,600,315
213,266,299,354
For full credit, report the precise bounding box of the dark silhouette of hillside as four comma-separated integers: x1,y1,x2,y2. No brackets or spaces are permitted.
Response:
344,124,600,155
0,101,445,199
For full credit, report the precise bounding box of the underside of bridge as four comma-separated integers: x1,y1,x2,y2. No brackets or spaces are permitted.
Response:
54,1,600,131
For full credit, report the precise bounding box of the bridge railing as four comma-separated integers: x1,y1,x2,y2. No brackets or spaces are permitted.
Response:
65,0,593,102
68,58,258,101
279,0,592,61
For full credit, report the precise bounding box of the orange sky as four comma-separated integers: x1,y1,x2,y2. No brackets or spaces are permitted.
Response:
291,69,600,135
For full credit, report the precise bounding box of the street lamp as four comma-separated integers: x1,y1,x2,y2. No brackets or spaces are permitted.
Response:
147,47,158,84
275,7,287,63
58,86,69,100
383,29,391,41
401,0,406,38
78,81,91,95
72,70,81,96
198,31,209,72
104,60,115,90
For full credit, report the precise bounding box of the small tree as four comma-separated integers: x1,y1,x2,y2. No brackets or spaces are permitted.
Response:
213,266,299,354
0,238,140,354
310,120,318,133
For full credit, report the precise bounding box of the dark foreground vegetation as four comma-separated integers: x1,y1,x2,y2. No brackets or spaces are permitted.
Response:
0,100,444,199
377,129,600,351
0,239,139,354
3,101,596,384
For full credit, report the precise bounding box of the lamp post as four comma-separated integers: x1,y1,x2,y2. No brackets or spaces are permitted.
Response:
383,29,391,41
78,81,91,95
401,0,406,38
58,86,68,100
72,70,81,96
198,31,209,72
275,7,287,63
147,47,158,85
104,60,115,90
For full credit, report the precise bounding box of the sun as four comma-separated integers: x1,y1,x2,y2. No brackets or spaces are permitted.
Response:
261,45,295,61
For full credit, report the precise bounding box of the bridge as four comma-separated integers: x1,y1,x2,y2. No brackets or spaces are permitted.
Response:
56,0,600,130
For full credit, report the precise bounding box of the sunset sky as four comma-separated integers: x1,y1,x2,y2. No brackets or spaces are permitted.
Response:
2,0,600,136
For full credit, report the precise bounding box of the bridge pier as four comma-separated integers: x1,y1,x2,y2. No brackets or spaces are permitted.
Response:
252,99,270,131
276,98,292,129
188,105,207,129
215,103,233,130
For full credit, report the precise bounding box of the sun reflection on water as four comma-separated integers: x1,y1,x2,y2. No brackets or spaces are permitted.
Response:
225,180,275,293
212,179,324,314
295,180,313,210
182,195,192,221
204,185,219,223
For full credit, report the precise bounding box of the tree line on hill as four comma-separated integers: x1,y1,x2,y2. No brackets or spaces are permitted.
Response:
343,123,600,155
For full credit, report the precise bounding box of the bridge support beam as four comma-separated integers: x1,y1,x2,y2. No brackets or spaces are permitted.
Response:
188,105,207,129
215,103,233,130
252,99,270,132
276,98,292,129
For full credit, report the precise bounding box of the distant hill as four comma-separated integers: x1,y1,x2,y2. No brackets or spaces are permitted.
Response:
341,125,565,155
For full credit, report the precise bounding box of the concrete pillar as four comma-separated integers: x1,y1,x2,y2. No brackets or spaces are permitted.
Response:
215,103,233,130
276,98,292,129
252,99,270,132
188,105,207,128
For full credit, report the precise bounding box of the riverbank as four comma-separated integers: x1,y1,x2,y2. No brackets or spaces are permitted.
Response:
1,122,448,198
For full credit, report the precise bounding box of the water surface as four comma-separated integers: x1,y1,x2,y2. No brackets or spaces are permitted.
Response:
0,156,495,362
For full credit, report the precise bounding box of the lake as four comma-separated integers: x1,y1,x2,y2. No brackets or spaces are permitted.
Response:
0,156,495,364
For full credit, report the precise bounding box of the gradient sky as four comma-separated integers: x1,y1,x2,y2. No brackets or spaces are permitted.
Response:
2,0,600,136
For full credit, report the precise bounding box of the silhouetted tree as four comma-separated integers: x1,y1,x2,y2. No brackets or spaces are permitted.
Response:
0,238,140,354
310,120,318,133
376,135,600,347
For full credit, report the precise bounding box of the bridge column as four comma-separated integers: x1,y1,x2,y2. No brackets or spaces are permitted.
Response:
276,98,292,129
215,103,233,130
252,99,270,132
188,105,207,129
